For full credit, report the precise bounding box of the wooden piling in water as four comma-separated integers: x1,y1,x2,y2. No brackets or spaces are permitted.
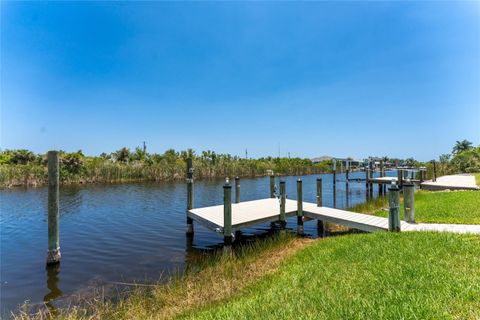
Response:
279,181,286,231
270,174,275,198
235,176,240,204
47,151,61,265
316,178,325,235
397,168,403,188
186,158,194,235
388,184,401,232
223,182,232,246
403,182,415,223
296,179,304,235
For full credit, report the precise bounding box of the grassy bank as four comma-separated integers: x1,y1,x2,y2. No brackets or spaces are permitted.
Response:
18,232,480,319
186,232,480,319
350,190,480,225
17,234,313,320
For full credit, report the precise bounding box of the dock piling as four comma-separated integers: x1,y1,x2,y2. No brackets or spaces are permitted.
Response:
397,168,403,189
223,182,233,246
388,183,401,232
403,182,415,223
47,151,61,265
432,160,437,182
269,174,275,198
186,158,194,235
279,181,286,231
316,178,325,234
235,176,240,204
296,179,304,235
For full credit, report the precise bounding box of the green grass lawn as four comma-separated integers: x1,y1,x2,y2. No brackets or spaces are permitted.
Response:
351,190,480,225
183,232,480,320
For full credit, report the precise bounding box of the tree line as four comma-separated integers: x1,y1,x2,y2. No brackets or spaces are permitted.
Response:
0,139,477,188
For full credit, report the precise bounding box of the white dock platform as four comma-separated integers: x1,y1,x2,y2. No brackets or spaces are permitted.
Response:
188,198,480,235
421,174,479,191
188,198,298,232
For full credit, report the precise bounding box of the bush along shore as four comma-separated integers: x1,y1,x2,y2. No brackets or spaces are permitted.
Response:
0,148,332,188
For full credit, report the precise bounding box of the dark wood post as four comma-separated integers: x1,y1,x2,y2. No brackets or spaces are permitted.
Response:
47,151,61,265
397,167,403,188
279,180,286,231
432,160,437,182
269,173,275,198
235,176,240,204
296,179,303,235
186,158,194,235
388,183,401,232
223,182,232,246
316,178,325,235
332,159,337,208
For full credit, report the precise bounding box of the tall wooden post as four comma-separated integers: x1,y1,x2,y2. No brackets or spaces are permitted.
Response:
345,168,350,189
403,183,415,223
388,183,401,232
47,151,61,265
296,179,303,235
365,167,370,200
432,160,437,182
397,167,403,189
269,173,275,198
279,181,286,231
316,178,325,236
186,158,194,235
369,161,374,197
235,176,240,204
332,160,337,208
223,182,232,246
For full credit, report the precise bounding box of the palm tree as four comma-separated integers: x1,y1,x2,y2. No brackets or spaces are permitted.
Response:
452,140,473,154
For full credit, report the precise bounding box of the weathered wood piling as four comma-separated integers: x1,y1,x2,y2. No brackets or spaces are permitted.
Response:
403,182,415,223
47,151,61,265
316,178,325,235
186,158,194,235
296,179,304,235
223,180,232,246
269,174,275,198
235,176,240,204
388,183,401,232
279,181,286,231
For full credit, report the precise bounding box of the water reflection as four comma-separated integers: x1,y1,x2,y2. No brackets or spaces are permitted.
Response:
44,264,62,317
2,172,398,317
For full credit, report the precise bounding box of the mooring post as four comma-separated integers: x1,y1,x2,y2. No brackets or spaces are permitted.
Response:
316,178,325,234
403,182,415,223
223,181,233,246
279,180,286,231
186,158,194,235
397,167,403,189
235,176,240,204
296,179,304,235
369,161,374,196
269,173,275,198
388,183,401,232
432,160,437,182
47,151,61,265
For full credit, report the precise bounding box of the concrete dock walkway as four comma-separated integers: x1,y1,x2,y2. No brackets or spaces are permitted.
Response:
189,198,480,235
421,174,479,191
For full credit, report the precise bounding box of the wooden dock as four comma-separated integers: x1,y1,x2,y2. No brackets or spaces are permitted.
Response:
189,198,393,235
189,198,480,237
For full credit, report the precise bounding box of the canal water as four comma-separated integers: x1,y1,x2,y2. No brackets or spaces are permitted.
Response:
1,171,395,317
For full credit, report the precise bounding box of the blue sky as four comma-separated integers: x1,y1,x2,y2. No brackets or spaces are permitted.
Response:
1,1,479,161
